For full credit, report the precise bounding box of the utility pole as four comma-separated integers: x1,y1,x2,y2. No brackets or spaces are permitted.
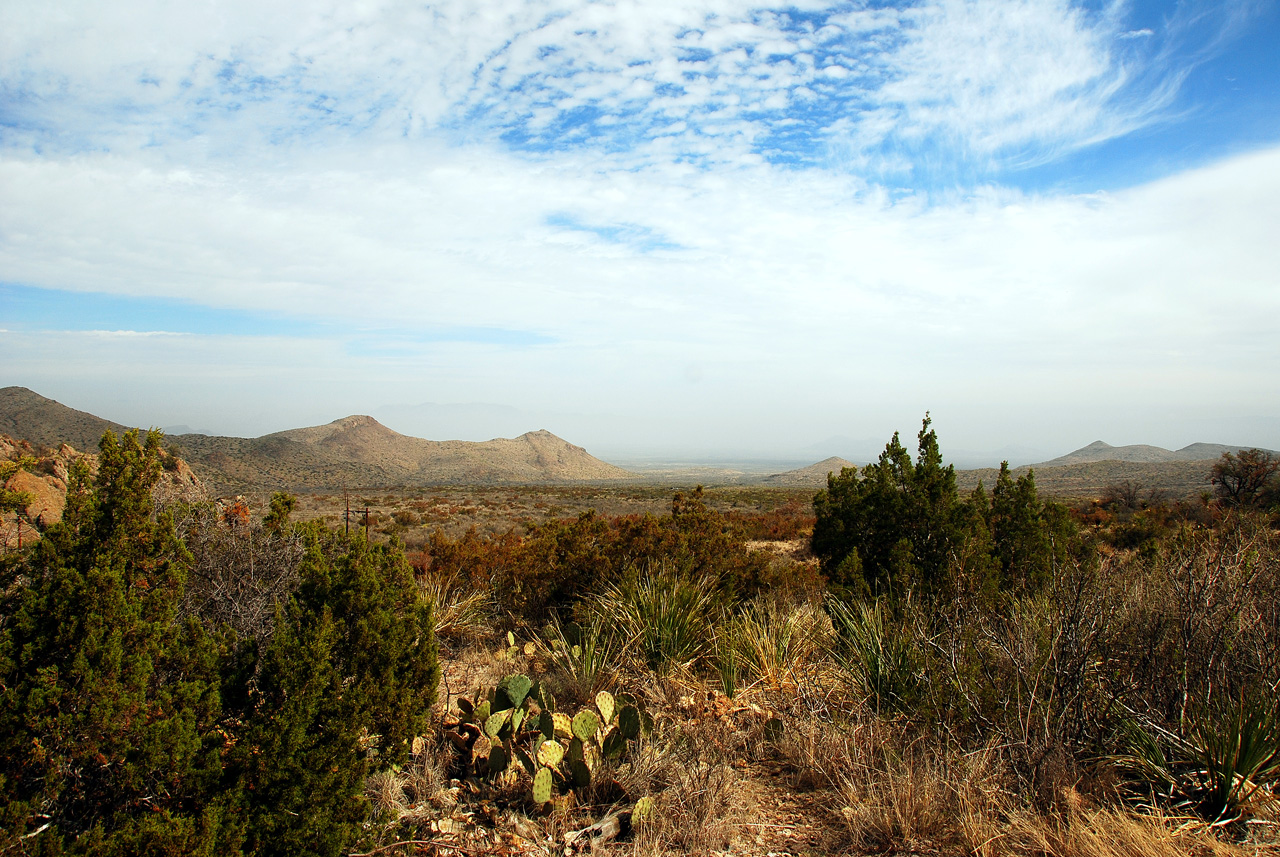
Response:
343,490,370,541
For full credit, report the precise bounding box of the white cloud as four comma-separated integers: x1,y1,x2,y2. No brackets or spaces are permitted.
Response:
0,0,1233,172
3,141,1277,452
1,0,1275,457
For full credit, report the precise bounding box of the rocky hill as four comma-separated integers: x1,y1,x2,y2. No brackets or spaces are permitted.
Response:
0,387,631,494
0,387,128,449
762,456,856,486
2,434,203,547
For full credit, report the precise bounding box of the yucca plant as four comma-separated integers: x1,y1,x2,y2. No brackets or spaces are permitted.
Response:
1114,695,1280,823
714,633,739,699
1188,695,1280,822
593,563,720,675
537,613,626,700
719,599,827,697
419,571,493,645
827,596,921,715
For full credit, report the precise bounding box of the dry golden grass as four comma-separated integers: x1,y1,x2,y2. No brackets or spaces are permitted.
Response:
362,642,1280,857
418,571,493,648
626,719,746,855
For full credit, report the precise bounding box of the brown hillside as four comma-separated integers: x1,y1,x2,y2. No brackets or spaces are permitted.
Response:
259,417,631,487
762,456,856,486
0,387,128,449
957,459,1216,501
1039,439,1278,467
0,388,631,494
762,452,1218,501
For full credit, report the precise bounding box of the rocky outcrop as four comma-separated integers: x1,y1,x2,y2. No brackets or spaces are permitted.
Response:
1,434,204,547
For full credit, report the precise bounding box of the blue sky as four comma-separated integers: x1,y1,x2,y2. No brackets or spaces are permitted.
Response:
2,0,1278,463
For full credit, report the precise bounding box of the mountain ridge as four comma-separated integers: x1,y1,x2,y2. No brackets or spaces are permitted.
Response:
763,440,1275,498
0,387,631,493
1037,440,1276,468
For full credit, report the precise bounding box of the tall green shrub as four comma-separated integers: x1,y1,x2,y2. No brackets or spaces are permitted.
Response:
229,530,440,857
0,433,440,857
0,430,233,855
812,415,967,604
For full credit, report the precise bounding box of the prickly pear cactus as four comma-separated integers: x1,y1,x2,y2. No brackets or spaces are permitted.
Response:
488,742,509,775
595,690,615,724
571,709,600,743
537,739,565,767
633,795,656,823
448,672,648,808
617,703,641,740
532,766,553,805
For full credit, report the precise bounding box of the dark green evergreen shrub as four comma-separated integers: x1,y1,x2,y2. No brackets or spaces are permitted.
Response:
813,416,1081,608
0,433,440,857
0,430,233,855
226,527,439,857
812,415,970,604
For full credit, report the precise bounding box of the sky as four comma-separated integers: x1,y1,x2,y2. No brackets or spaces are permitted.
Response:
2,0,1278,466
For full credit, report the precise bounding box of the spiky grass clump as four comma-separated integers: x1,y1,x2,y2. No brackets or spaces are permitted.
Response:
1114,697,1280,825
534,613,627,707
826,596,921,714
592,564,720,675
717,598,831,699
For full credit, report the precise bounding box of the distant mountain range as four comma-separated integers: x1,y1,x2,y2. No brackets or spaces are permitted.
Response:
1034,440,1273,467
0,387,631,494
4,385,1273,499
763,440,1276,499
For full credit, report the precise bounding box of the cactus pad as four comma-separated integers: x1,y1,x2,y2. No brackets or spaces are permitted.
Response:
566,737,584,764
595,690,615,724
569,757,592,789
617,704,641,740
484,709,510,739
498,673,533,710
572,709,600,743
603,727,625,759
488,742,509,775
552,712,573,739
537,739,566,767
532,766,553,804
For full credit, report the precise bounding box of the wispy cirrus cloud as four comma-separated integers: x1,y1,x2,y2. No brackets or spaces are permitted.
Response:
0,0,1255,180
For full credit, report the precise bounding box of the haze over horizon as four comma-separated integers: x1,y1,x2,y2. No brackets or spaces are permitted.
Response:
2,1,1278,463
